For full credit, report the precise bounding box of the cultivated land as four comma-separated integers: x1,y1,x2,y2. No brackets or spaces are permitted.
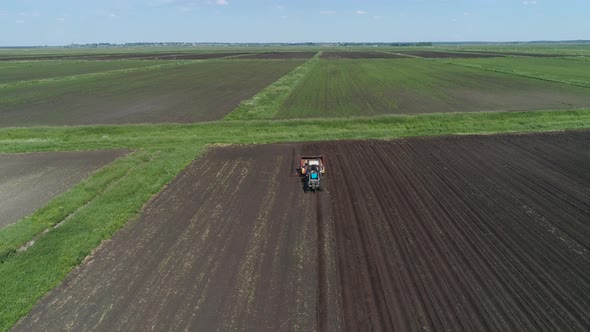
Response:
397,50,504,58
0,150,128,228
0,51,250,61
237,52,317,59
445,56,590,87
0,59,304,127
321,51,408,59
278,58,590,118
14,131,590,331
0,60,164,84
1,45,590,331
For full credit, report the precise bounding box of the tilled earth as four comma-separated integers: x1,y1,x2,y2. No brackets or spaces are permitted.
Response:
0,150,128,228
14,131,590,331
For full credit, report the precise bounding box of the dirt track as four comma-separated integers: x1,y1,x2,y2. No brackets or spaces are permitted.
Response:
0,150,128,228
14,131,590,331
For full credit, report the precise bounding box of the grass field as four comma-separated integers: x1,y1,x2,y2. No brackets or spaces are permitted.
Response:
1,45,590,331
444,56,590,87
0,59,304,127
276,59,590,118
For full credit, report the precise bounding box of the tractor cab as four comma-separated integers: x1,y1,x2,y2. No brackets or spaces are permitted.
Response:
299,156,325,192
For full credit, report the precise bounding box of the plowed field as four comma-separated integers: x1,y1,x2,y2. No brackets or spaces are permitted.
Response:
15,131,590,331
321,51,407,59
237,52,317,59
0,150,128,228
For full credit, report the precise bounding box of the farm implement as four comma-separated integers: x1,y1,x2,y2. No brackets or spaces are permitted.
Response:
298,156,325,192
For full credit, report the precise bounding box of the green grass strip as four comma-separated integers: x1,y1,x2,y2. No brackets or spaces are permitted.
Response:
1,109,588,154
0,146,200,332
223,52,322,120
0,150,140,262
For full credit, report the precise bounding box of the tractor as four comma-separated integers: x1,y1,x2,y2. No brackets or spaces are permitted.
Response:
298,156,325,192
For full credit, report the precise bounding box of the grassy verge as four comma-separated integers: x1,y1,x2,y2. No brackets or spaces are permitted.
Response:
0,145,200,332
223,52,321,120
1,109,588,153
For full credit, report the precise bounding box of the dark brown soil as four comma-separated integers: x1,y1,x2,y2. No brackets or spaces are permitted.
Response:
0,52,249,61
14,131,590,331
13,144,342,331
144,52,251,60
399,51,505,58
0,52,250,61
0,61,303,127
237,52,317,59
321,52,408,59
312,131,590,331
0,150,128,228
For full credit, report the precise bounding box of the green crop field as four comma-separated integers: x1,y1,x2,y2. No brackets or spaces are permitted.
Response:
443,56,590,87
275,58,590,119
437,44,590,56
1,45,590,331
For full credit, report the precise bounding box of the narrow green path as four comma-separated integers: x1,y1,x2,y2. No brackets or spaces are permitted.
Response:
224,52,322,120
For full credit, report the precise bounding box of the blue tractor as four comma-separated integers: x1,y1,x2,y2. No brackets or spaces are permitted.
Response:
299,156,325,192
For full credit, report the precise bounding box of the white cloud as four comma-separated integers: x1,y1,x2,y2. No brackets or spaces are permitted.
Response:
523,0,537,5
215,0,228,5
356,10,367,15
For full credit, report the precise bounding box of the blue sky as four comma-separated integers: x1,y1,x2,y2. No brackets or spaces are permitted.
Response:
0,0,588,46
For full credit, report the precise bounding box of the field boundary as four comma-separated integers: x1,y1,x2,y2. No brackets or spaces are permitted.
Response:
0,109,588,154
223,52,322,120
443,60,590,88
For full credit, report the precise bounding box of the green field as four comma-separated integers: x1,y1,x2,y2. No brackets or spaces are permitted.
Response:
275,58,590,119
444,56,590,87
1,45,590,331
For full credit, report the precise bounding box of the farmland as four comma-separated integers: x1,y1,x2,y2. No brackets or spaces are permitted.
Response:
1,44,590,331
277,58,590,118
12,131,590,331
444,56,590,87
0,59,304,127
0,150,128,228
0,60,165,84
